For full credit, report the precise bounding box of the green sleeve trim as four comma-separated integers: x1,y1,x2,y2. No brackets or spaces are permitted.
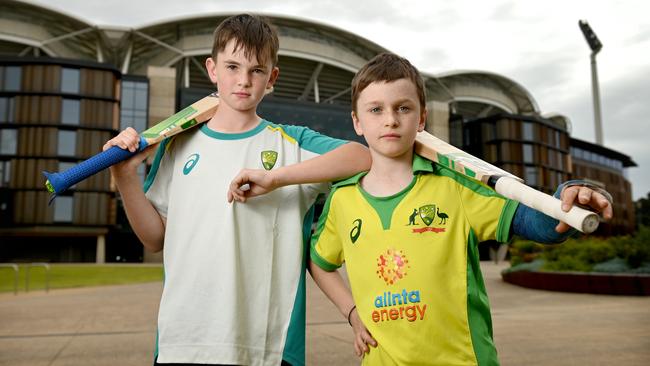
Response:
310,188,343,271
309,249,341,272
143,137,171,193
466,229,500,365
497,199,519,243
270,122,347,155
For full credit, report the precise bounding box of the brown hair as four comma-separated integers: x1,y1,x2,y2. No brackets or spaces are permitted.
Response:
351,53,426,113
211,14,279,67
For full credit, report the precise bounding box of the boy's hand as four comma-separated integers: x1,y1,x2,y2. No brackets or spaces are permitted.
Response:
102,127,155,179
228,168,279,203
556,185,613,233
348,307,377,357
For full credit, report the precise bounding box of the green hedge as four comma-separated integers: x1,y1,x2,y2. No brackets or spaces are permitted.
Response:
508,225,650,273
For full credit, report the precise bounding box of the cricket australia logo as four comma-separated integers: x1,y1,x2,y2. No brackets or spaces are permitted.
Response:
261,150,278,170
183,153,200,175
407,203,449,234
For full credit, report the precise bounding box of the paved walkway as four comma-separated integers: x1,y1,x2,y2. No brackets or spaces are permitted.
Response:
1,262,648,365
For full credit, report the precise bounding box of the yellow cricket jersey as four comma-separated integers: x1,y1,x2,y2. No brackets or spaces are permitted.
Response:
310,154,519,366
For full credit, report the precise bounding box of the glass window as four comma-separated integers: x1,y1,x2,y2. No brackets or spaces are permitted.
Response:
1,129,17,155
54,195,73,222
61,99,80,125
0,160,10,187
0,97,13,122
61,68,80,94
523,144,534,163
3,66,21,91
525,166,538,186
57,130,76,156
554,131,561,147
547,149,555,167
121,80,149,131
522,122,534,140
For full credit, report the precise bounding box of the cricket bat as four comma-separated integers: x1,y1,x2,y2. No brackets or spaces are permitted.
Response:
44,90,249,196
414,131,600,233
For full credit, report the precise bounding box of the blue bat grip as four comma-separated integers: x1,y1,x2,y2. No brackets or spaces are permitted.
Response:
43,136,149,196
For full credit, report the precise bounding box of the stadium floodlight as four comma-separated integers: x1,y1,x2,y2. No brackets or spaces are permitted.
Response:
578,20,602,54
578,20,604,145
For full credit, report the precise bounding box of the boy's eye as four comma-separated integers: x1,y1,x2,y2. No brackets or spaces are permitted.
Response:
369,107,382,113
398,106,411,112
226,65,237,70
253,68,265,74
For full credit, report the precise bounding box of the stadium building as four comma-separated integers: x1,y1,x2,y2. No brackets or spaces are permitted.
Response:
0,0,636,262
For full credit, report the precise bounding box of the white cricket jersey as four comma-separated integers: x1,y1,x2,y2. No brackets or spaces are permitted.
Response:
144,120,346,365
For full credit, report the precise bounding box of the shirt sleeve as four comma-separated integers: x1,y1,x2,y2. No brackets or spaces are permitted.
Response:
280,124,349,195
310,189,344,271
455,178,519,243
143,137,175,219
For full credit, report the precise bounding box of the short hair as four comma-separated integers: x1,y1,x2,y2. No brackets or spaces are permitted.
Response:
211,14,279,67
351,53,426,113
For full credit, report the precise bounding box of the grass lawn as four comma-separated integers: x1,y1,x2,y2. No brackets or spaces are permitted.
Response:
0,264,163,293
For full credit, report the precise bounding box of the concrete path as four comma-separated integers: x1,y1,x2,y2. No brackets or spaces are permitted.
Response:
1,262,648,365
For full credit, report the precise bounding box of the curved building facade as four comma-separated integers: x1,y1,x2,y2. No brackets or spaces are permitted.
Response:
0,0,637,262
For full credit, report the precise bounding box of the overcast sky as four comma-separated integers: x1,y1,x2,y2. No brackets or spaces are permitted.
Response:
27,0,650,200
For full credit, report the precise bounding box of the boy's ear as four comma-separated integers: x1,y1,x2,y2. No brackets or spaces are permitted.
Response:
351,111,364,136
418,108,428,132
205,57,218,85
267,66,279,89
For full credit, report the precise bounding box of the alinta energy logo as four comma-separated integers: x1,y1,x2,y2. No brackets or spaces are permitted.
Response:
407,203,449,234
373,248,427,324
261,150,278,170
376,248,410,285
183,153,200,175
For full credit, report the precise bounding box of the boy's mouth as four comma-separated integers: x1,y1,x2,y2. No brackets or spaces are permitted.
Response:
233,91,251,97
381,133,401,139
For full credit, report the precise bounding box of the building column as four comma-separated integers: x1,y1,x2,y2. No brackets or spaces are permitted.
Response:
147,66,176,131
425,100,450,142
96,235,105,263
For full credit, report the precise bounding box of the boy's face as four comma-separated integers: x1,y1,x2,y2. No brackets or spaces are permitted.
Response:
206,39,279,113
351,78,426,159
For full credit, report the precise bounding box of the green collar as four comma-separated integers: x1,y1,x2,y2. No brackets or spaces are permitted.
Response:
334,153,433,188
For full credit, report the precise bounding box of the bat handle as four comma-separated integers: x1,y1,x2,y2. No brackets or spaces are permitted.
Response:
43,137,149,197
494,177,600,234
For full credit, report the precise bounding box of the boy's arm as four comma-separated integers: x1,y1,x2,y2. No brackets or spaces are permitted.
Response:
512,181,613,243
104,128,166,252
228,142,370,202
308,261,377,357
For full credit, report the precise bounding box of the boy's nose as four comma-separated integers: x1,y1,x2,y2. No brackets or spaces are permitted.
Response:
385,112,400,127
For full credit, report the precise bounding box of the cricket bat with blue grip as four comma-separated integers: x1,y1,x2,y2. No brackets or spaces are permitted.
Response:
43,92,221,196
414,131,600,233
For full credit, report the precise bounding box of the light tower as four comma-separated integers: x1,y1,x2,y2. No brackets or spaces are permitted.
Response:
578,20,604,145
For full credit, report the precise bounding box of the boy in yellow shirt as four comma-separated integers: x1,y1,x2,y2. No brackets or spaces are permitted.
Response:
304,53,612,365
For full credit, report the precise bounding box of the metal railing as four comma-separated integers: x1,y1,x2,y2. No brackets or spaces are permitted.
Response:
0,263,19,295
0,263,51,294
25,263,51,293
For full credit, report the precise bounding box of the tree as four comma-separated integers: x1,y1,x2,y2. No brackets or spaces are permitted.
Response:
636,192,650,227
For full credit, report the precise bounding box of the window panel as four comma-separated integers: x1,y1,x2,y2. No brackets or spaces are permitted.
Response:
0,160,10,187
61,99,80,125
54,195,73,222
522,122,534,140
61,68,80,94
1,129,17,154
4,66,21,91
523,144,534,163
57,130,77,156
525,166,538,186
